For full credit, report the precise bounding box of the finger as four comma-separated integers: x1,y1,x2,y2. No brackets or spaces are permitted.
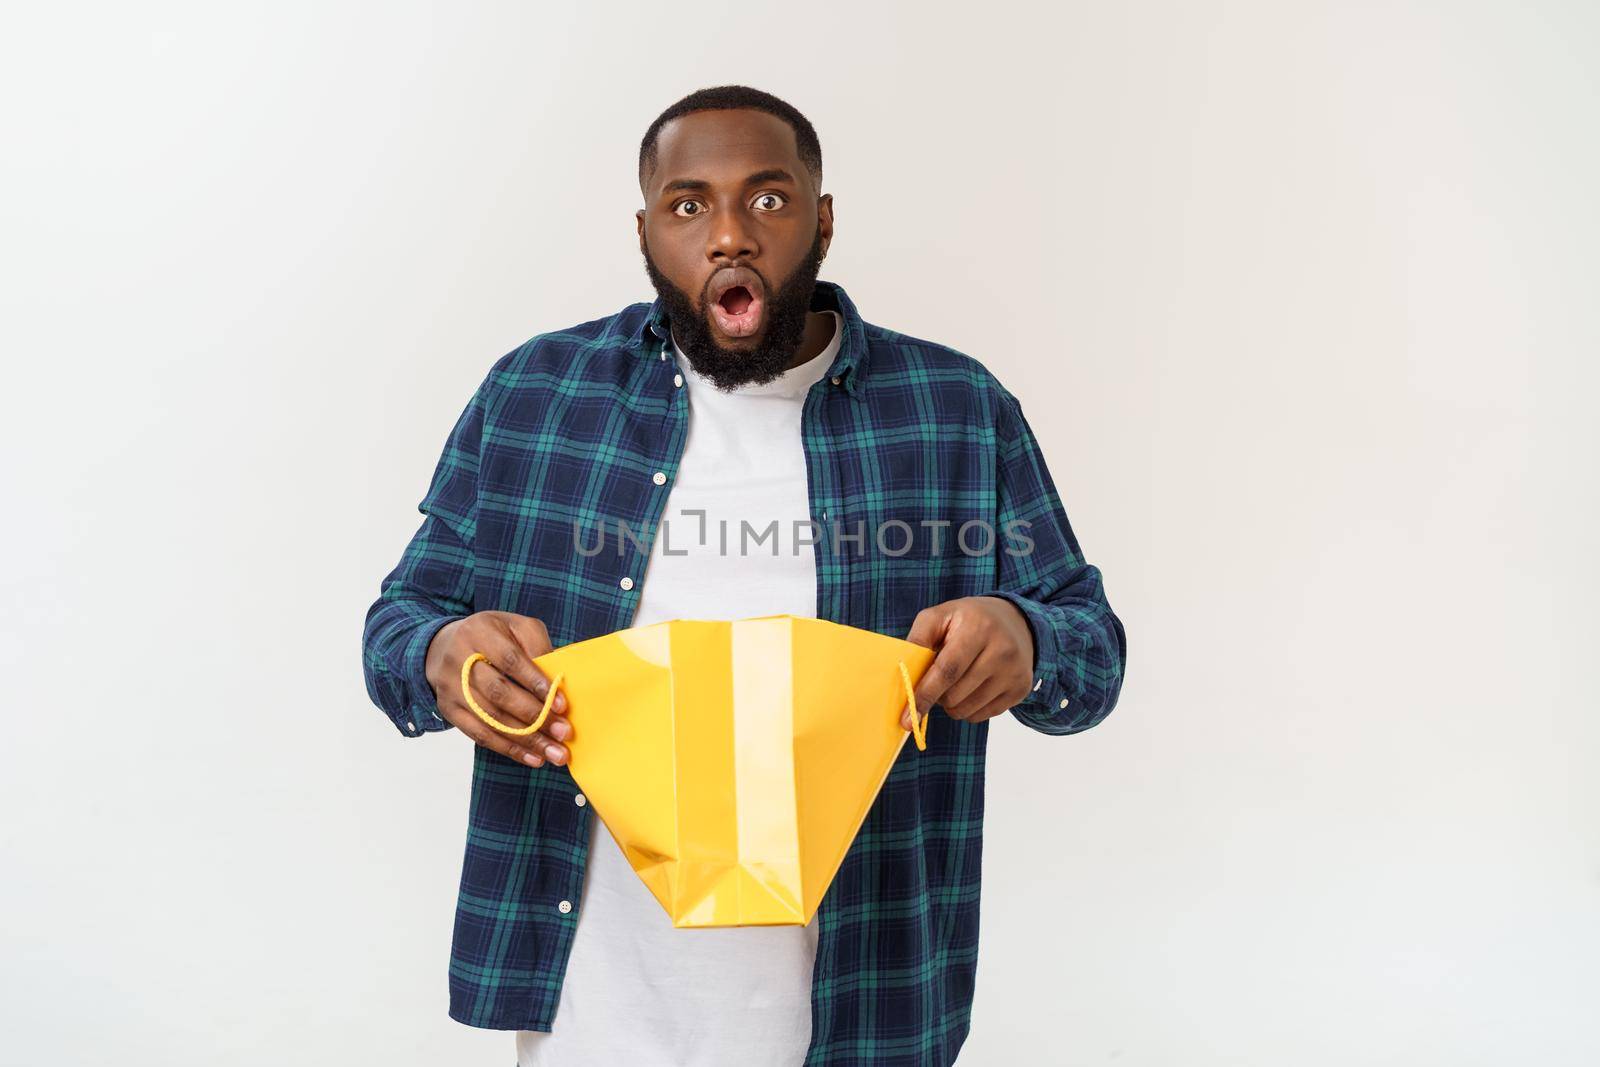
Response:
463,658,547,729
504,613,555,657
484,618,567,716
464,661,575,746
914,628,983,718
945,670,1010,721
940,646,1006,712
905,603,953,650
444,701,547,767
504,616,566,718
968,691,1017,724
448,697,571,766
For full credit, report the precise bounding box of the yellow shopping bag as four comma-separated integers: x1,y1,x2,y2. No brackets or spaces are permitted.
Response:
461,615,935,928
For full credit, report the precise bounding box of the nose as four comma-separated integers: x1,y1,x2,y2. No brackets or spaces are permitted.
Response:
707,207,759,264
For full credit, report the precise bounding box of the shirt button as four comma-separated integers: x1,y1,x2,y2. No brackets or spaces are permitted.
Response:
558,899,573,915
1032,679,1042,692
673,374,683,388
1058,697,1070,709
574,793,587,807
619,576,634,591
652,471,667,485
830,376,842,386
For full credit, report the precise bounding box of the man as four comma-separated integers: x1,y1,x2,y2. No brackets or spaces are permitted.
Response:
362,85,1126,1066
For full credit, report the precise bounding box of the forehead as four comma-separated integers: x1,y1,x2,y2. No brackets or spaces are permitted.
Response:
648,109,807,192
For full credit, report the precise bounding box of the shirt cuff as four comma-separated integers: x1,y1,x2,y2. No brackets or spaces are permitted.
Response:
398,614,467,736
980,591,1074,731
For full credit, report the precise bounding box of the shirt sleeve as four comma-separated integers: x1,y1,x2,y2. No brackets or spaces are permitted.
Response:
982,387,1127,735
360,376,489,738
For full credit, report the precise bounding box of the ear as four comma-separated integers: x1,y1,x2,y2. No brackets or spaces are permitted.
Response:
635,209,646,254
817,194,835,260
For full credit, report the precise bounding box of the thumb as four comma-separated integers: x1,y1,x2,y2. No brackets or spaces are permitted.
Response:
905,601,955,651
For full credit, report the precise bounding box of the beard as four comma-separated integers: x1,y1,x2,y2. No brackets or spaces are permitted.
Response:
641,226,826,391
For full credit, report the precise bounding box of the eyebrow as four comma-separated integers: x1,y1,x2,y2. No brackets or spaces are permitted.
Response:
660,168,798,195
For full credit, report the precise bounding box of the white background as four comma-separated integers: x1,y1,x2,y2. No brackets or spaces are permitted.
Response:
3,2,1597,1064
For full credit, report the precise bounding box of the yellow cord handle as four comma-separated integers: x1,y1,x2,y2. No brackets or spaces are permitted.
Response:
460,651,565,737
899,661,928,751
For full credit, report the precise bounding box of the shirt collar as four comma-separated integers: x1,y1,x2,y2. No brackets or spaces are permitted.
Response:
624,279,871,396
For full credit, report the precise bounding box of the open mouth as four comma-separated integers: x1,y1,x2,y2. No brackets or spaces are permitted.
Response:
708,270,766,339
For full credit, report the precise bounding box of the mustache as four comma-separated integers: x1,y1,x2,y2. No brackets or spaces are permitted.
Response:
638,227,825,391
701,266,771,309
639,220,821,302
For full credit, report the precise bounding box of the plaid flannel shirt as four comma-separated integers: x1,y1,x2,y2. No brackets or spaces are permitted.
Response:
361,280,1126,1066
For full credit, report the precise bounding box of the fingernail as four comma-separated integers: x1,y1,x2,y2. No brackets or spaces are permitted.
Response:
554,694,568,714
522,752,543,767
547,743,568,763
549,721,572,741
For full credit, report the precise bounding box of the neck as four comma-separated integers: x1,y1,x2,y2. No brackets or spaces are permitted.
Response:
787,310,837,370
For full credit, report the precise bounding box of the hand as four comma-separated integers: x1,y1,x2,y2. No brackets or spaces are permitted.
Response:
903,597,1035,728
425,611,573,768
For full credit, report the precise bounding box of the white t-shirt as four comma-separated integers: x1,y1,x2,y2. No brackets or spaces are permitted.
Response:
516,311,842,1067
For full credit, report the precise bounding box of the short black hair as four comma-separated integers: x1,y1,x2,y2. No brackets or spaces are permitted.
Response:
638,85,823,194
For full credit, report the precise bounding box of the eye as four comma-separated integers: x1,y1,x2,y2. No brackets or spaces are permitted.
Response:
753,192,787,211
673,200,706,218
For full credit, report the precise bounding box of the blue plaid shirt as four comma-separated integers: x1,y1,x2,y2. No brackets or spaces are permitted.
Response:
361,280,1126,1065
